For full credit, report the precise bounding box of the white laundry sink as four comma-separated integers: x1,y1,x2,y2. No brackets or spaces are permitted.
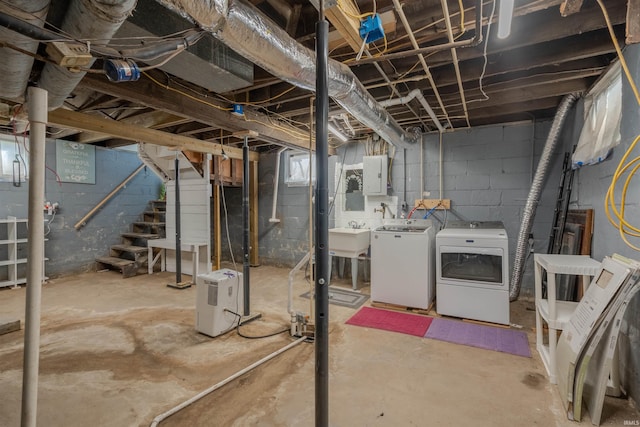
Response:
329,228,370,258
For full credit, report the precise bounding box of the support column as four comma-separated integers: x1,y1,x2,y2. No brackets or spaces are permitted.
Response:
242,136,250,316
21,87,47,427
314,13,330,427
249,160,260,266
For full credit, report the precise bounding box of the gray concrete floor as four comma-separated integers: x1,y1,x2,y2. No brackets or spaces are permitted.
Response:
0,266,638,427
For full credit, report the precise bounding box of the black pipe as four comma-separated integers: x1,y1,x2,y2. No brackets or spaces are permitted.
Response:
0,11,202,61
0,11,58,41
242,136,250,316
314,16,329,427
174,157,182,283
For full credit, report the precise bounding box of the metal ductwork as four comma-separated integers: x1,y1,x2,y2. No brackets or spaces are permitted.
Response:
37,0,137,110
155,0,421,149
0,0,50,101
509,93,579,301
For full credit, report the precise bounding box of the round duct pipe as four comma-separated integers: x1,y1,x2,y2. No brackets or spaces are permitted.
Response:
509,93,579,301
37,0,136,110
0,0,50,101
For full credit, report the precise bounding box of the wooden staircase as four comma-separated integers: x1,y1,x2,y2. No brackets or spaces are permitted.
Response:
96,200,166,277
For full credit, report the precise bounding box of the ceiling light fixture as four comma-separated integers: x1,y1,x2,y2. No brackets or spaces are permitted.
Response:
497,0,514,39
327,123,349,142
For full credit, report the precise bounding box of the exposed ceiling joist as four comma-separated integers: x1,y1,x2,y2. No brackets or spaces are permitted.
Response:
79,74,313,151
77,111,190,144
48,109,260,161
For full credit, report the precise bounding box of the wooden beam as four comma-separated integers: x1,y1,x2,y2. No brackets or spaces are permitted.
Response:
627,0,640,44
324,0,363,53
466,97,563,120
450,79,590,111
48,109,259,161
79,74,312,151
425,2,627,67
77,111,190,144
249,160,260,266
560,0,584,16
327,9,396,51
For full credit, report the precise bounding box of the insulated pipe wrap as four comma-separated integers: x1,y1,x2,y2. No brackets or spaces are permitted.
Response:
509,93,579,301
37,0,136,110
156,0,420,149
0,0,50,101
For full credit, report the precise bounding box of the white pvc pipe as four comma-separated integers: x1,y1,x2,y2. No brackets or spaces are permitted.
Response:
391,0,452,130
21,86,47,427
150,336,307,427
288,251,312,315
379,89,445,133
269,148,288,223
439,131,444,199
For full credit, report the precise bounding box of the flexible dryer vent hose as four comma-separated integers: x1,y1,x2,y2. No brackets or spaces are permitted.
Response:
509,93,579,301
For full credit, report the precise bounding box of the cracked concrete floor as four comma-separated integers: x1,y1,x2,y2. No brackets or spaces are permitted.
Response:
0,265,638,426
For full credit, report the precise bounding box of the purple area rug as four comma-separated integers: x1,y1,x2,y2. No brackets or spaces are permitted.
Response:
424,318,531,358
346,307,434,337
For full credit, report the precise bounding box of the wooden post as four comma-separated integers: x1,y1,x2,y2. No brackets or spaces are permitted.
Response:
250,160,260,266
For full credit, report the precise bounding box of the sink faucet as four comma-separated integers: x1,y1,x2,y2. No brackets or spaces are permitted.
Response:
348,220,359,229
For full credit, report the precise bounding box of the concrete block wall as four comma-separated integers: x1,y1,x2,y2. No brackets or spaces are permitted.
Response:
0,140,161,277
389,120,562,296
252,151,317,267
253,121,569,294
563,43,640,410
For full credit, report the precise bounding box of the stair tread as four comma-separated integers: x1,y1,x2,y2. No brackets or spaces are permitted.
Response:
133,221,166,226
143,210,166,215
111,244,148,253
121,232,159,239
96,256,136,267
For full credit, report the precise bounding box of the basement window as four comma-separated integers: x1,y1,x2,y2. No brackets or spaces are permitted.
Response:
285,151,315,186
0,134,29,182
573,62,622,168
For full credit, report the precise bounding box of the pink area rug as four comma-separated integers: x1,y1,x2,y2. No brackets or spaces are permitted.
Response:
345,306,433,337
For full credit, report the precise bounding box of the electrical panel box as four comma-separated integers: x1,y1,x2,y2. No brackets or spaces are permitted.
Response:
363,155,388,196
196,269,243,337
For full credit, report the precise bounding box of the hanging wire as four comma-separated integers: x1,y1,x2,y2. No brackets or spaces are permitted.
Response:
596,0,640,250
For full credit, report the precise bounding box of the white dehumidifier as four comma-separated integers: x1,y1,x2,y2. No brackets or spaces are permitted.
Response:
196,268,243,337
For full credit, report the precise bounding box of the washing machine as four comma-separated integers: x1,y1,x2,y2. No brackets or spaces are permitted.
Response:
371,219,436,309
436,221,510,325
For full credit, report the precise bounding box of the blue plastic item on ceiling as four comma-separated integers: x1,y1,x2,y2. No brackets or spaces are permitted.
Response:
359,14,384,44
232,104,244,116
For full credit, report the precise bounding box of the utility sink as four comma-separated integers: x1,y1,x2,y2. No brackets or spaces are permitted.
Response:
329,228,371,258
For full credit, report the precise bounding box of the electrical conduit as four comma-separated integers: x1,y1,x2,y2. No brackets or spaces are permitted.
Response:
509,93,579,301
149,336,307,426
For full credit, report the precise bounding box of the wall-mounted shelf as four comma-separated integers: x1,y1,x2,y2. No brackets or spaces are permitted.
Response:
0,217,47,288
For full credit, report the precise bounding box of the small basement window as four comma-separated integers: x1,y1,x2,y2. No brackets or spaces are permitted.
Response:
573,62,622,168
0,134,29,183
285,151,315,186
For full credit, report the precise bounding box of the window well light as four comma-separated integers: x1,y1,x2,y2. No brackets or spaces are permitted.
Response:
327,123,349,142
497,0,514,39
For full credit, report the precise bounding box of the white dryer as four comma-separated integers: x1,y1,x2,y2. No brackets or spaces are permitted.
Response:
371,219,436,309
436,221,510,325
